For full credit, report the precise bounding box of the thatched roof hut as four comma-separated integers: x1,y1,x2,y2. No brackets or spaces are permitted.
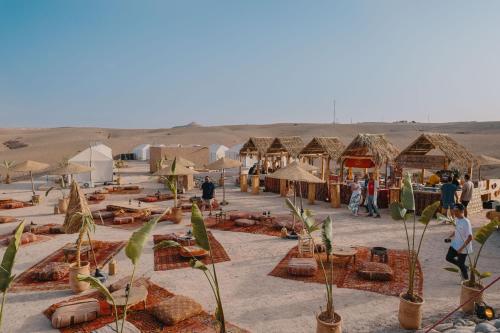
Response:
239,137,274,157
299,137,345,160
266,137,305,158
340,134,399,167
395,133,474,170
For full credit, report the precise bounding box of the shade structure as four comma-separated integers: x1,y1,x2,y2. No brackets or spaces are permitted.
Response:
205,157,242,170
63,180,92,234
205,157,242,205
49,163,94,176
11,160,50,196
154,163,198,176
296,161,319,172
475,154,500,180
268,161,324,183
166,157,195,168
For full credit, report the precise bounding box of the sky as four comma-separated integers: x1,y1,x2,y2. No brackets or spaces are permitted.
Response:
1,1,499,128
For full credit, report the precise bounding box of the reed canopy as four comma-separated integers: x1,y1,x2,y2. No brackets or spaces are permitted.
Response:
340,134,399,168
395,133,474,171
299,137,345,161
266,136,305,158
63,180,92,234
154,163,198,176
268,161,324,183
239,137,274,158
205,157,241,170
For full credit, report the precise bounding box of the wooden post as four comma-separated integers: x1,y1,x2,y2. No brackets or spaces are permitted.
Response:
240,173,248,192
251,175,260,194
280,178,287,197
389,188,400,204
308,183,316,204
421,168,425,184
321,157,325,180
340,159,344,182
330,183,341,208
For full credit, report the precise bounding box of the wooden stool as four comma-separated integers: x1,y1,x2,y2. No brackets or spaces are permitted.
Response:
298,233,314,258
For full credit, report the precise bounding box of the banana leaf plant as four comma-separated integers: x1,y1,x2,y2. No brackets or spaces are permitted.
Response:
389,173,440,302
1,160,15,184
154,204,226,332
444,219,499,288
163,158,178,207
285,198,336,323
0,220,25,330
78,208,170,333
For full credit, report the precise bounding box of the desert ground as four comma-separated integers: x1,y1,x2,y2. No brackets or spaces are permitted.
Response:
0,161,498,333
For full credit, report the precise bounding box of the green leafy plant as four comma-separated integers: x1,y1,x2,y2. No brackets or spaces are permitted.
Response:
163,158,178,207
444,219,499,288
389,173,440,302
154,204,226,332
67,212,96,268
45,186,67,200
1,160,15,184
0,220,25,329
77,209,170,333
285,198,336,323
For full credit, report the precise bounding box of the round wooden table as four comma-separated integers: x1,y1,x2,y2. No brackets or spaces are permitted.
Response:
109,285,148,310
332,246,357,267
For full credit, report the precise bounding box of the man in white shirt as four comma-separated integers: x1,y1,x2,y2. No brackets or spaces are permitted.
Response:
445,203,473,280
460,174,474,217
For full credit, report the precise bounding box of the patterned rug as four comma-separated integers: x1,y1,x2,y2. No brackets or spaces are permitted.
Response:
205,217,282,237
269,246,423,297
153,231,230,271
0,223,64,247
10,240,127,292
43,278,249,333
0,199,31,210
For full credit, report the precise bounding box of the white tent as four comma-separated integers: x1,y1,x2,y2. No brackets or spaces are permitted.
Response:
227,143,257,167
209,144,229,163
69,143,113,185
132,143,151,160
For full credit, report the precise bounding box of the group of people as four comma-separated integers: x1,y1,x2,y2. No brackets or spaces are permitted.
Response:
348,173,381,218
441,173,474,218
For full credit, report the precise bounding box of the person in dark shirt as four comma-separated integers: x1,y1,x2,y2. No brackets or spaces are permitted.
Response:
441,177,458,219
201,176,215,216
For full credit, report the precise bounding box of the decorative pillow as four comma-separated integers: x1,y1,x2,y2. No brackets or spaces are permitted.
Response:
33,262,70,281
287,257,318,277
0,216,16,224
51,298,100,328
113,216,134,225
228,212,252,221
234,218,256,227
357,261,394,281
142,196,158,202
151,295,203,326
6,202,24,209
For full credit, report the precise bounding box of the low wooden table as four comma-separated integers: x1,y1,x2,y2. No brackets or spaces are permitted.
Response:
332,246,357,267
109,285,148,310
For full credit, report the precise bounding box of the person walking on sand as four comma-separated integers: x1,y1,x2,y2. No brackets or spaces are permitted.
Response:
441,177,458,219
348,176,362,216
366,173,381,218
460,174,474,217
201,176,215,216
445,203,473,280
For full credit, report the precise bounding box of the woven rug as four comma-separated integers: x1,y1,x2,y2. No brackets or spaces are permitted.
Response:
205,217,282,238
153,231,230,271
10,240,127,292
43,278,249,333
269,246,423,297
0,199,31,210
0,223,64,247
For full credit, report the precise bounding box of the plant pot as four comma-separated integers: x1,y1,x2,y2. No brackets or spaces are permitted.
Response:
316,311,342,333
398,292,424,330
5,174,11,184
170,207,183,224
116,176,121,185
32,194,41,205
460,281,483,314
58,198,69,213
69,261,90,293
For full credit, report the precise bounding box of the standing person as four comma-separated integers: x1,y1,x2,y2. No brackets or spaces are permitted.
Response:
362,174,369,213
460,174,474,217
452,174,460,187
201,176,215,216
445,203,473,280
366,173,381,218
441,177,458,218
348,176,362,216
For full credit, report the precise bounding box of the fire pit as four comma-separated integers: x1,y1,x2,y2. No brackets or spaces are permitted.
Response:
370,246,388,263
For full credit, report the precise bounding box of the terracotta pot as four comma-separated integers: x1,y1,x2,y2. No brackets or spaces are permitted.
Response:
69,261,90,293
316,311,342,333
170,207,183,224
58,198,69,213
398,293,424,330
460,281,483,314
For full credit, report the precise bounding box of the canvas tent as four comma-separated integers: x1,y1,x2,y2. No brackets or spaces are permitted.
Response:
132,144,151,160
209,144,229,163
227,143,257,167
69,143,113,185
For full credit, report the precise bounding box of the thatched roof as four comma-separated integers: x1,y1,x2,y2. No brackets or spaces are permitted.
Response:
205,157,241,170
266,137,305,158
474,154,500,167
299,137,345,160
340,134,399,167
397,133,474,169
268,162,324,183
63,181,92,234
239,137,274,156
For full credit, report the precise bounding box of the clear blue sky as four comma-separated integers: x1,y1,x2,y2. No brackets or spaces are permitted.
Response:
1,1,499,127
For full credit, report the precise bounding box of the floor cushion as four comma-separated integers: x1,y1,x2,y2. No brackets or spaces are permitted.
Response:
142,196,158,202
0,216,16,224
287,257,318,277
113,216,134,225
51,298,100,328
88,193,105,201
92,210,114,220
357,261,394,281
228,211,252,221
151,295,203,326
124,185,140,190
92,320,140,333
6,201,24,209
33,262,70,281
234,218,256,227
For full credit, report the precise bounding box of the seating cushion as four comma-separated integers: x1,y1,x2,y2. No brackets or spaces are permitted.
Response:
151,295,203,326
0,216,16,224
124,186,140,190
33,262,70,281
92,210,114,219
228,212,252,221
142,196,158,202
88,193,105,201
6,202,24,209
234,218,256,227
19,232,38,245
287,257,318,276
51,298,100,329
113,216,134,225
357,261,394,281
92,320,140,333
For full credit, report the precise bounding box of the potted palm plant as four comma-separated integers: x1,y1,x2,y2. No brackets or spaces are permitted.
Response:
1,161,15,184
389,173,441,329
285,199,340,333
164,158,183,224
45,186,69,213
444,218,499,313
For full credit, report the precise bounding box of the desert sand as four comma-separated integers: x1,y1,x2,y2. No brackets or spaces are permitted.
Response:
0,161,498,333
